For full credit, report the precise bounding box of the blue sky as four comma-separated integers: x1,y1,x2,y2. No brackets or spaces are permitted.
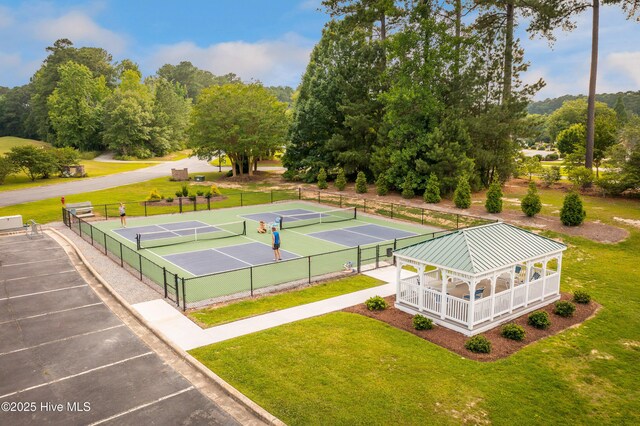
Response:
0,0,638,100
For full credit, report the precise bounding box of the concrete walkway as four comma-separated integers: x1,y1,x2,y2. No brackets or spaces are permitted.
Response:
132,266,405,351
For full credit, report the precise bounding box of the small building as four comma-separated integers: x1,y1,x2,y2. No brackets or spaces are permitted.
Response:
393,222,566,336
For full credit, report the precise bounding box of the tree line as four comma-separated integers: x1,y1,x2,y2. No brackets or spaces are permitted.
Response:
528,91,640,116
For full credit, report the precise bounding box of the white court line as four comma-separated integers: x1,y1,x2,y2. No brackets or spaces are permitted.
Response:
284,228,351,248
2,257,70,267
88,386,195,425
4,269,77,282
0,302,103,326
0,352,153,400
338,228,387,242
0,324,125,357
210,248,253,266
0,284,87,301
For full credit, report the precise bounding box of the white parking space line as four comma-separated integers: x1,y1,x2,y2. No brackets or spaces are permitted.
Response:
4,269,77,282
1,257,70,267
0,302,103,326
0,284,88,301
0,325,126,357
88,386,195,425
0,352,153,400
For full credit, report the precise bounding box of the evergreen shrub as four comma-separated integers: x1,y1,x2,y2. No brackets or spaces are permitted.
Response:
560,192,586,226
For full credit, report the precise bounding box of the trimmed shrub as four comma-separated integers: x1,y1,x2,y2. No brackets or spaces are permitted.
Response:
464,335,492,354
485,174,503,213
554,300,576,318
210,184,222,196
356,171,368,194
453,175,471,209
573,290,591,304
528,311,551,329
317,168,328,190
175,190,182,198
375,174,388,196
521,181,542,217
146,188,162,201
196,190,204,196
365,296,388,311
541,166,561,187
423,173,441,203
501,323,526,341
181,185,189,197
335,168,347,191
166,197,174,203
401,173,415,199
568,166,594,189
560,192,586,226
413,315,434,330
204,191,212,199
544,153,559,161
188,194,197,201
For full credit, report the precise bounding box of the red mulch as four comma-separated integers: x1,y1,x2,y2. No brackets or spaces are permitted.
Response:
344,293,600,362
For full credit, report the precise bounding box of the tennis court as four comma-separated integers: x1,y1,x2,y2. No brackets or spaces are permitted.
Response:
89,201,441,305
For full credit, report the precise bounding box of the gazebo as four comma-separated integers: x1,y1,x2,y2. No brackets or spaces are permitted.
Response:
393,222,567,336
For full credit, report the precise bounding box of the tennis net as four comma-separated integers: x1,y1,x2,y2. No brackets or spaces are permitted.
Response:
279,207,357,230
136,220,246,249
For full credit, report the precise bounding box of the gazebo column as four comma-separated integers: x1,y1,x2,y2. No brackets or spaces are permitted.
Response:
509,267,516,313
541,256,548,301
467,278,477,330
440,270,447,320
556,255,563,296
395,260,402,297
524,261,532,307
489,273,497,321
417,265,424,312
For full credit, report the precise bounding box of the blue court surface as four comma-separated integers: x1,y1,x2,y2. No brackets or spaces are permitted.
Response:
163,242,298,276
241,208,326,224
307,224,416,247
113,220,216,243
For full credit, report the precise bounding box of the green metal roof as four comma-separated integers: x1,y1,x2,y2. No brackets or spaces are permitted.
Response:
394,222,566,275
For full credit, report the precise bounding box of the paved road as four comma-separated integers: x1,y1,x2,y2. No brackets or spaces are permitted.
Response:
0,234,241,425
0,157,216,208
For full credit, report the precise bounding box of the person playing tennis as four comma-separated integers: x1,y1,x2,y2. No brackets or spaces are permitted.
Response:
272,226,281,261
257,220,267,234
119,203,126,227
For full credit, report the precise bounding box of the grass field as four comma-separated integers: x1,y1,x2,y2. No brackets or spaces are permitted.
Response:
189,190,640,425
0,136,50,154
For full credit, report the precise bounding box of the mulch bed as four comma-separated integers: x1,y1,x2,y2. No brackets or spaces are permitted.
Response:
344,293,600,362
139,195,227,207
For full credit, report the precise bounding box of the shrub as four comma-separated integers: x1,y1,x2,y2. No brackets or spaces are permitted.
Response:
210,184,222,196
528,311,551,329
573,290,591,304
554,300,576,318
453,175,471,209
423,173,441,203
226,170,233,178
146,188,162,201
485,174,503,213
413,315,434,330
175,190,183,198
188,194,196,201
335,168,347,191
196,190,204,196
596,173,630,196
560,192,586,226
204,191,212,199
317,168,328,190
541,166,562,187
501,323,526,341
181,185,189,197
0,156,17,184
375,174,388,196
356,171,368,194
365,296,388,311
544,153,559,161
166,197,174,203
464,335,491,354
401,173,415,199
521,181,542,217
568,166,594,189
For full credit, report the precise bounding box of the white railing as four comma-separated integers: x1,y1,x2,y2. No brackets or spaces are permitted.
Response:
398,281,419,307
493,291,511,316
528,278,543,301
545,273,560,296
445,295,468,323
474,298,492,324
422,288,442,315
401,274,420,287
513,286,527,309
424,269,439,282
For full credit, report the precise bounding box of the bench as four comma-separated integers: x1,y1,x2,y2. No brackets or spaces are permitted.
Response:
66,201,94,218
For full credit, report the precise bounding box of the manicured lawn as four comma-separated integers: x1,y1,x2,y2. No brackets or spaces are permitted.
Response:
189,275,384,328
0,136,50,154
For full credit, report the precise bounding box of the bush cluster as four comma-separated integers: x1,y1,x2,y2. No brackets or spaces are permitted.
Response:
210,184,222,196
485,174,503,213
521,181,542,217
573,290,591,304
335,168,347,191
541,166,561,187
527,311,551,329
453,175,471,209
365,296,388,311
423,173,441,203
146,188,162,201
560,192,586,226
500,323,526,341
181,185,189,197
0,145,83,183
464,335,492,354
412,315,434,330
553,301,576,318
317,168,328,190
166,197,174,202
375,174,388,196
544,153,559,161
356,171,368,194
401,173,415,199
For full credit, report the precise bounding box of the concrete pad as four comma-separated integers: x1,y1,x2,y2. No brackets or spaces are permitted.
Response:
133,300,205,350
0,286,100,323
1,271,86,298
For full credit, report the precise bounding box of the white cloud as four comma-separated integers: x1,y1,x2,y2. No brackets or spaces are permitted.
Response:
31,11,127,55
0,6,14,29
604,51,640,87
299,0,322,11
146,33,314,87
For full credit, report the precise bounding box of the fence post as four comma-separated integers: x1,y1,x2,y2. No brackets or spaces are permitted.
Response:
174,274,180,308
79,219,83,238
103,233,107,254
298,187,301,200
182,278,186,311
90,226,94,245
144,201,147,217
357,246,361,273
308,256,311,284
456,215,459,229
391,203,394,219
317,191,320,204
138,254,143,280
340,195,342,208
271,191,273,204
421,209,424,225
363,199,366,213
250,267,254,297
179,197,183,213
207,197,211,210
376,245,380,269
241,193,244,207
163,267,168,298
119,243,123,267
393,239,397,265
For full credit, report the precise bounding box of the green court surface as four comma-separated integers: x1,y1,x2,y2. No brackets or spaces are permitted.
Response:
88,201,442,305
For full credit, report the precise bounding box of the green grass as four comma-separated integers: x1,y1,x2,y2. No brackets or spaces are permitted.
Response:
189,275,384,328
0,136,50,154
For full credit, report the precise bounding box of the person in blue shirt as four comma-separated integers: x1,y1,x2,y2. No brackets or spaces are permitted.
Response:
272,227,281,261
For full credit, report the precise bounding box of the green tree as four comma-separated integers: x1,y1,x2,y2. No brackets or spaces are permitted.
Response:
317,167,328,189
49,147,81,176
453,175,471,209
521,181,542,217
560,192,586,226
6,145,56,181
335,168,347,191
355,171,368,193
613,94,628,124
523,156,543,180
375,173,388,195
147,77,192,155
568,166,594,189
541,166,562,187
189,83,288,177
0,84,35,138
485,174,503,213
0,155,17,184
423,173,441,204
157,61,240,99
47,61,110,151
556,123,586,155
401,173,416,199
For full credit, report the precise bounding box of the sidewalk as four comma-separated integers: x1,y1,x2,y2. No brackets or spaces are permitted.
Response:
132,266,406,351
